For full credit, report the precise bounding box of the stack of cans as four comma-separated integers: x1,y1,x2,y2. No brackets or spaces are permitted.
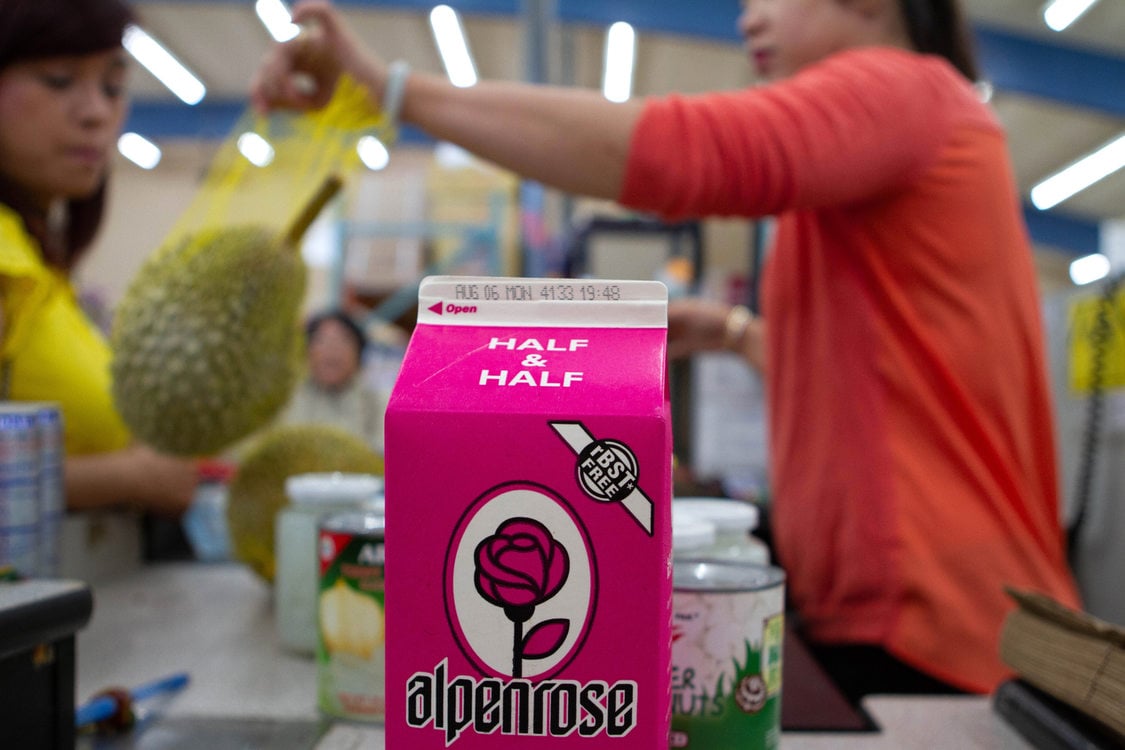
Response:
0,402,64,578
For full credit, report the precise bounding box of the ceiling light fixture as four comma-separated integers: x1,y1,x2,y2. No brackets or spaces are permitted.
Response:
255,0,300,42
122,25,206,105
974,80,994,104
117,132,162,170
237,132,275,167
1069,253,1111,285
1043,0,1100,32
358,135,391,171
602,22,636,103
430,5,477,88
1031,132,1125,210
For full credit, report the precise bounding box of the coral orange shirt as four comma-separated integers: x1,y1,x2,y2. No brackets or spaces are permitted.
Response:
620,46,1079,692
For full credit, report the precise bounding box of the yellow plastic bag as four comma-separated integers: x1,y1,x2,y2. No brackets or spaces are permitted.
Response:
109,76,393,456
163,75,393,249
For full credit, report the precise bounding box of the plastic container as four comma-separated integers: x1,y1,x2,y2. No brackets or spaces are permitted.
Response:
672,506,717,558
673,497,770,566
182,482,232,563
275,473,383,654
671,560,786,749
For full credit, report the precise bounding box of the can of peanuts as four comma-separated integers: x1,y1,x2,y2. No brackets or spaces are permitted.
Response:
670,561,785,750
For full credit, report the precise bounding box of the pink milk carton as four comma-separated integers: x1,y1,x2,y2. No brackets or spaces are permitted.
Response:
385,275,672,748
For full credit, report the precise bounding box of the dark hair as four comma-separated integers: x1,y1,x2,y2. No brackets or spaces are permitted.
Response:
900,0,979,81
305,310,369,359
0,0,135,269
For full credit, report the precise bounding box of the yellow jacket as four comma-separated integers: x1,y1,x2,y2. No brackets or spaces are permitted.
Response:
0,204,130,455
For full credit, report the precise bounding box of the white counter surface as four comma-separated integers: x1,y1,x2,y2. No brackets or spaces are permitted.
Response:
76,562,1032,749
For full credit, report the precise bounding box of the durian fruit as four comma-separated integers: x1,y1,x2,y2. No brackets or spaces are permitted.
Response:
110,177,342,456
226,423,384,582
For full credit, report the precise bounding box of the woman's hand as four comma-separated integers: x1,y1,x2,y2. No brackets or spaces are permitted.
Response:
668,298,766,372
65,444,200,518
125,445,200,517
668,298,732,359
250,0,386,114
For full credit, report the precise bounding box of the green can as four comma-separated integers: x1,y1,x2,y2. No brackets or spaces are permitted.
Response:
671,561,785,749
317,511,386,722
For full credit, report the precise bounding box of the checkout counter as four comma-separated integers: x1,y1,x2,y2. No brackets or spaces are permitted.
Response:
72,562,1034,749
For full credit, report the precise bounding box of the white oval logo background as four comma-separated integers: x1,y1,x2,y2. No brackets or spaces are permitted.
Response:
449,485,593,678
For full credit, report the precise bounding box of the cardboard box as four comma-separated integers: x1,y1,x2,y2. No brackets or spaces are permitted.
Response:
0,579,92,749
386,276,672,747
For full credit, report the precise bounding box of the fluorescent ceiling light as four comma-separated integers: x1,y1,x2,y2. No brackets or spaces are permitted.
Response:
122,25,206,105
434,141,474,169
255,0,299,42
974,80,994,104
430,5,477,88
237,132,275,167
1043,0,1099,32
602,22,636,103
1069,253,1110,285
358,135,390,171
1031,132,1125,210
117,132,161,169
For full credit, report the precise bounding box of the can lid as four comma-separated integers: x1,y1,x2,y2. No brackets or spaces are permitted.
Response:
321,510,386,534
284,473,383,505
673,497,759,533
0,404,39,428
674,559,785,591
672,507,717,552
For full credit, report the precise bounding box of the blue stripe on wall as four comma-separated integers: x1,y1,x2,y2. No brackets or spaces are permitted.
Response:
1023,205,1101,257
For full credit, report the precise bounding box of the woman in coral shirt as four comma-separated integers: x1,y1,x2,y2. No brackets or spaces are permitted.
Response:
252,0,1080,697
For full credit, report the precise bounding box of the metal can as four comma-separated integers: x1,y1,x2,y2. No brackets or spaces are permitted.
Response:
317,511,386,722
277,473,384,654
34,404,64,578
0,405,40,577
671,560,786,750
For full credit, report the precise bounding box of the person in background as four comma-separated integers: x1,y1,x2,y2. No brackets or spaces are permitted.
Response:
277,309,384,453
0,0,197,517
251,0,1080,699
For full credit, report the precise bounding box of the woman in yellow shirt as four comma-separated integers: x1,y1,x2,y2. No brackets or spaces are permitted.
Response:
0,0,196,516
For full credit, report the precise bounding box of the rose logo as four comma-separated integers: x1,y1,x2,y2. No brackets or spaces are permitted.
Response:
447,484,594,680
474,518,571,678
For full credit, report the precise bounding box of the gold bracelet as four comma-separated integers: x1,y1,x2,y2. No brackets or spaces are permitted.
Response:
723,305,752,351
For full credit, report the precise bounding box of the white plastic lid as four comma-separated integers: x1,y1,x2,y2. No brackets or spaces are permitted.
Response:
673,497,759,533
284,473,384,506
672,507,717,552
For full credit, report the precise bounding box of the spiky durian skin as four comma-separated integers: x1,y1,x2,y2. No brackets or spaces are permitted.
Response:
111,225,306,456
225,424,384,581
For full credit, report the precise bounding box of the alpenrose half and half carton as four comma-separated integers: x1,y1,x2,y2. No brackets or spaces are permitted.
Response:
385,276,673,748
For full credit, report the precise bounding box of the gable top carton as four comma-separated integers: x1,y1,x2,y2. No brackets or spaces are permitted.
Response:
385,275,673,748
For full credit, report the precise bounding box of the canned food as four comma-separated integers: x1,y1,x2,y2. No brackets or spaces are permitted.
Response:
0,405,40,577
34,404,64,577
277,473,383,654
317,511,386,722
671,561,785,750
